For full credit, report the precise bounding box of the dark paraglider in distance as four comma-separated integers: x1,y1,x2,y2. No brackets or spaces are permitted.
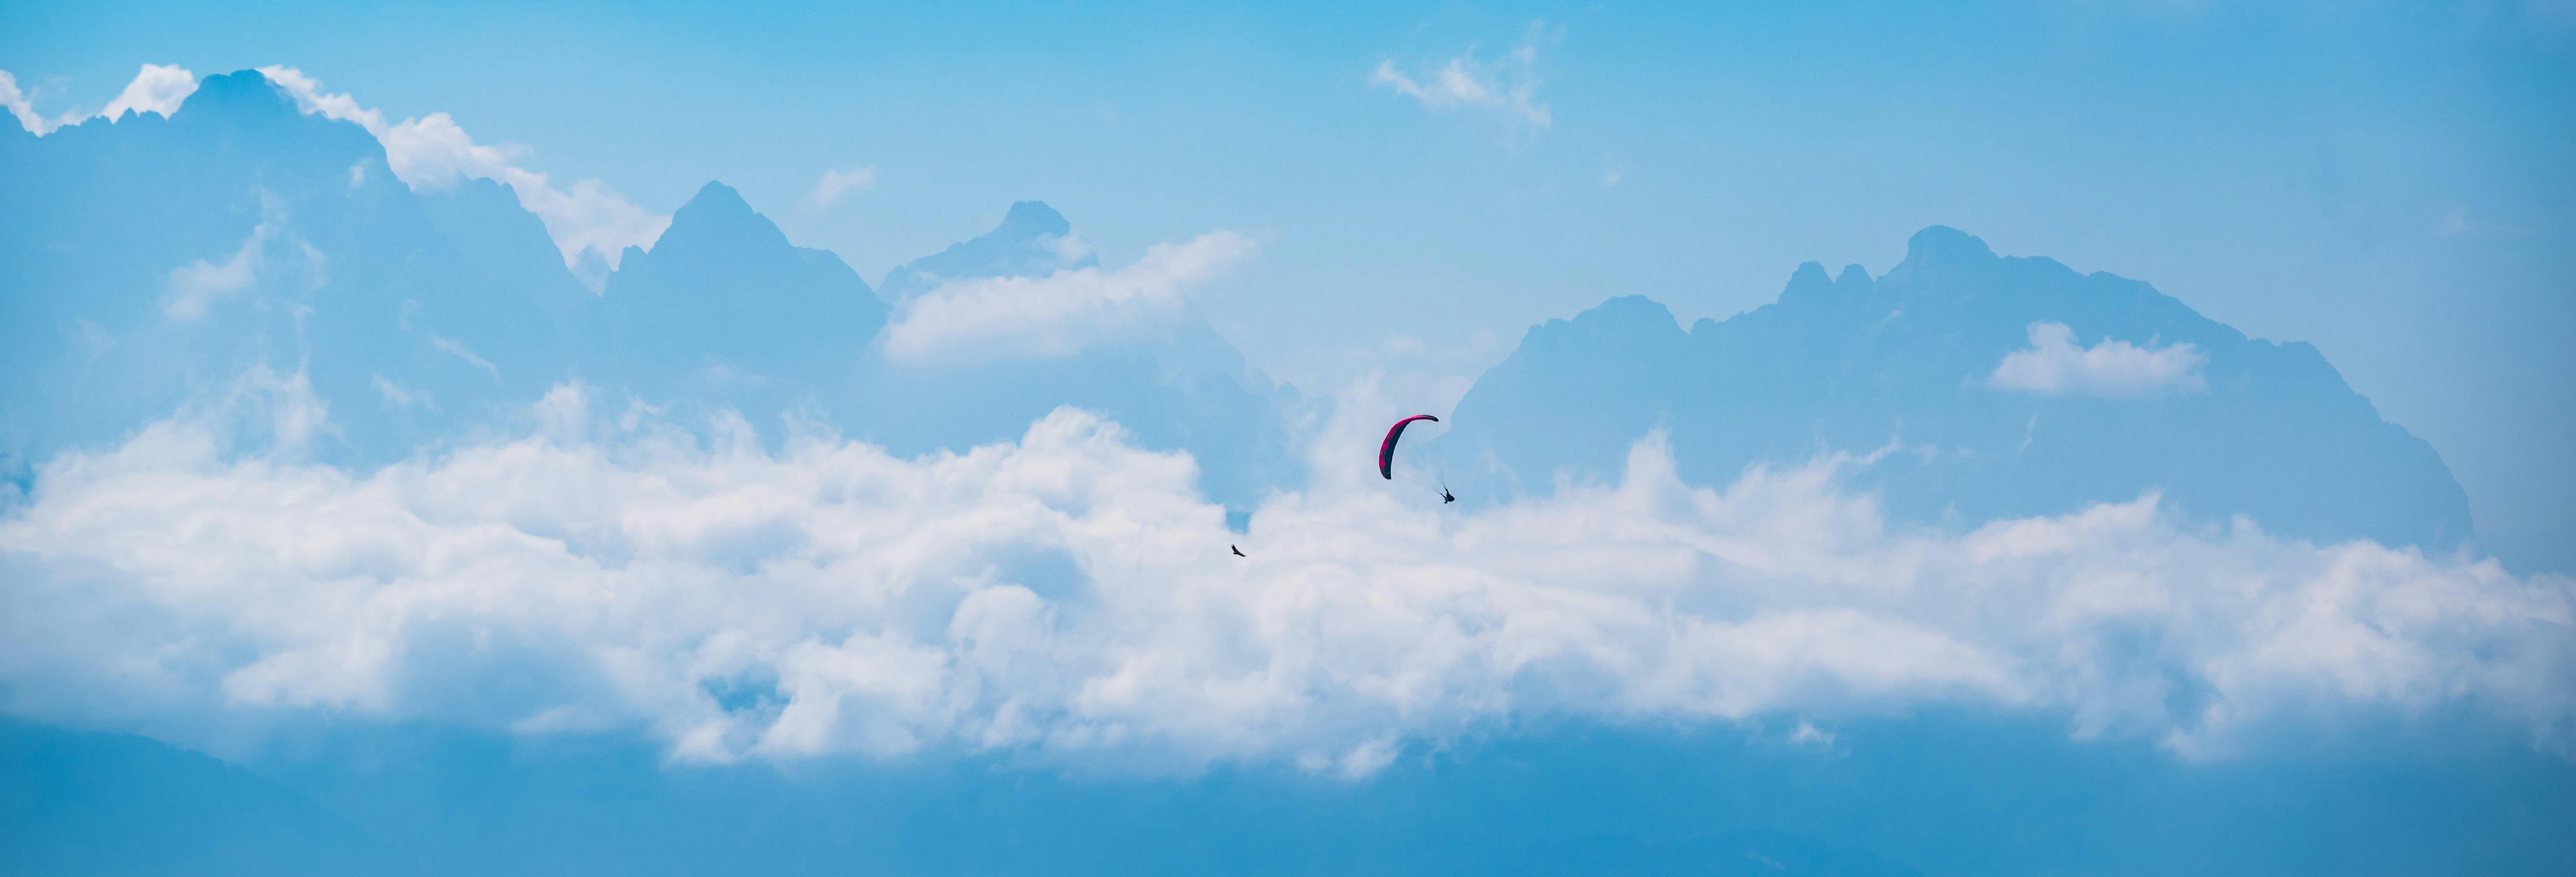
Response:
1380,414,1456,503
1378,415,1439,480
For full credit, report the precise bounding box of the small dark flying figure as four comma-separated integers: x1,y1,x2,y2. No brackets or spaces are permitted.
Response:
1382,414,1460,504
1231,545,1247,558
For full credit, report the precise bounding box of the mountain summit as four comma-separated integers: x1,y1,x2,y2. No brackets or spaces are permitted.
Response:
857,202,1293,513
594,180,883,398
1440,226,2472,549
877,200,1099,303
173,69,302,121
1,68,549,471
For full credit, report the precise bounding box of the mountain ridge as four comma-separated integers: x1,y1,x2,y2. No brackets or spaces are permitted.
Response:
877,200,1100,304
1439,225,2472,549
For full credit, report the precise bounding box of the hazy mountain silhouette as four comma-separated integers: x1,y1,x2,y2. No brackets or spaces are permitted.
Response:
858,202,1296,514
0,69,2474,547
416,176,592,372
1438,226,2473,549
1,721,424,876
587,181,884,422
0,70,576,475
877,200,1099,305
0,69,1293,512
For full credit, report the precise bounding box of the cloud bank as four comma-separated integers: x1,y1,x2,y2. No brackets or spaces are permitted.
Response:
254,66,668,274
1990,321,2208,397
0,70,41,133
1371,23,1556,128
99,64,198,120
2,377,2567,776
882,231,1257,367
4,64,200,135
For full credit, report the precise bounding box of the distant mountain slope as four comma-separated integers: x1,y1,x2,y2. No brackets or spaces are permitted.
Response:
589,181,884,416
416,176,593,364
0,69,1292,513
877,200,1099,305
1440,226,2471,549
0,722,423,876
571,188,1293,510
0,70,580,475
856,202,1297,513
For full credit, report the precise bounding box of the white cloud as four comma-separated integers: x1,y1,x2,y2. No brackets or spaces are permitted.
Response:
99,64,198,120
372,375,435,410
397,300,500,378
1371,23,1557,128
883,231,1258,366
430,334,498,378
0,70,42,134
160,194,326,321
1989,322,2208,397
255,66,668,276
1,378,2568,774
4,65,200,134
1040,231,1093,265
162,223,272,321
808,166,877,209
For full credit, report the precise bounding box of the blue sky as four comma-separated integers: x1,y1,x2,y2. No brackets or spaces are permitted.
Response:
4,2,2575,871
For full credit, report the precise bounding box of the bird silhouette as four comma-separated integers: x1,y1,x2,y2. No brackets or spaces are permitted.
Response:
1231,545,1246,558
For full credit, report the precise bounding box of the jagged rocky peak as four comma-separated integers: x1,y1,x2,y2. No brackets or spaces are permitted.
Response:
607,179,875,303
1777,260,1877,311
1571,294,1681,332
998,200,1074,238
1779,261,1839,308
1516,295,1689,362
645,181,796,261
1442,224,2473,551
1903,225,2000,264
879,199,1101,303
676,180,760,222
1873,224,2010,293
175,69,299,121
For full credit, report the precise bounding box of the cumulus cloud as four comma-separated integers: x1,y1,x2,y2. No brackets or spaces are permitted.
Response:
883,231,1258,367
255,66,668,277
1989,322,2208,397
1,377,2568,774
808,166,877,209
162,224,271,321
0,70,41,134
1371,23,1557,128
99,63,198,120
3,64,197,134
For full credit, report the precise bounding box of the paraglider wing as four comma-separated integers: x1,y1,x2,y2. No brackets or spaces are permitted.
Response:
1378,414,1440,479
